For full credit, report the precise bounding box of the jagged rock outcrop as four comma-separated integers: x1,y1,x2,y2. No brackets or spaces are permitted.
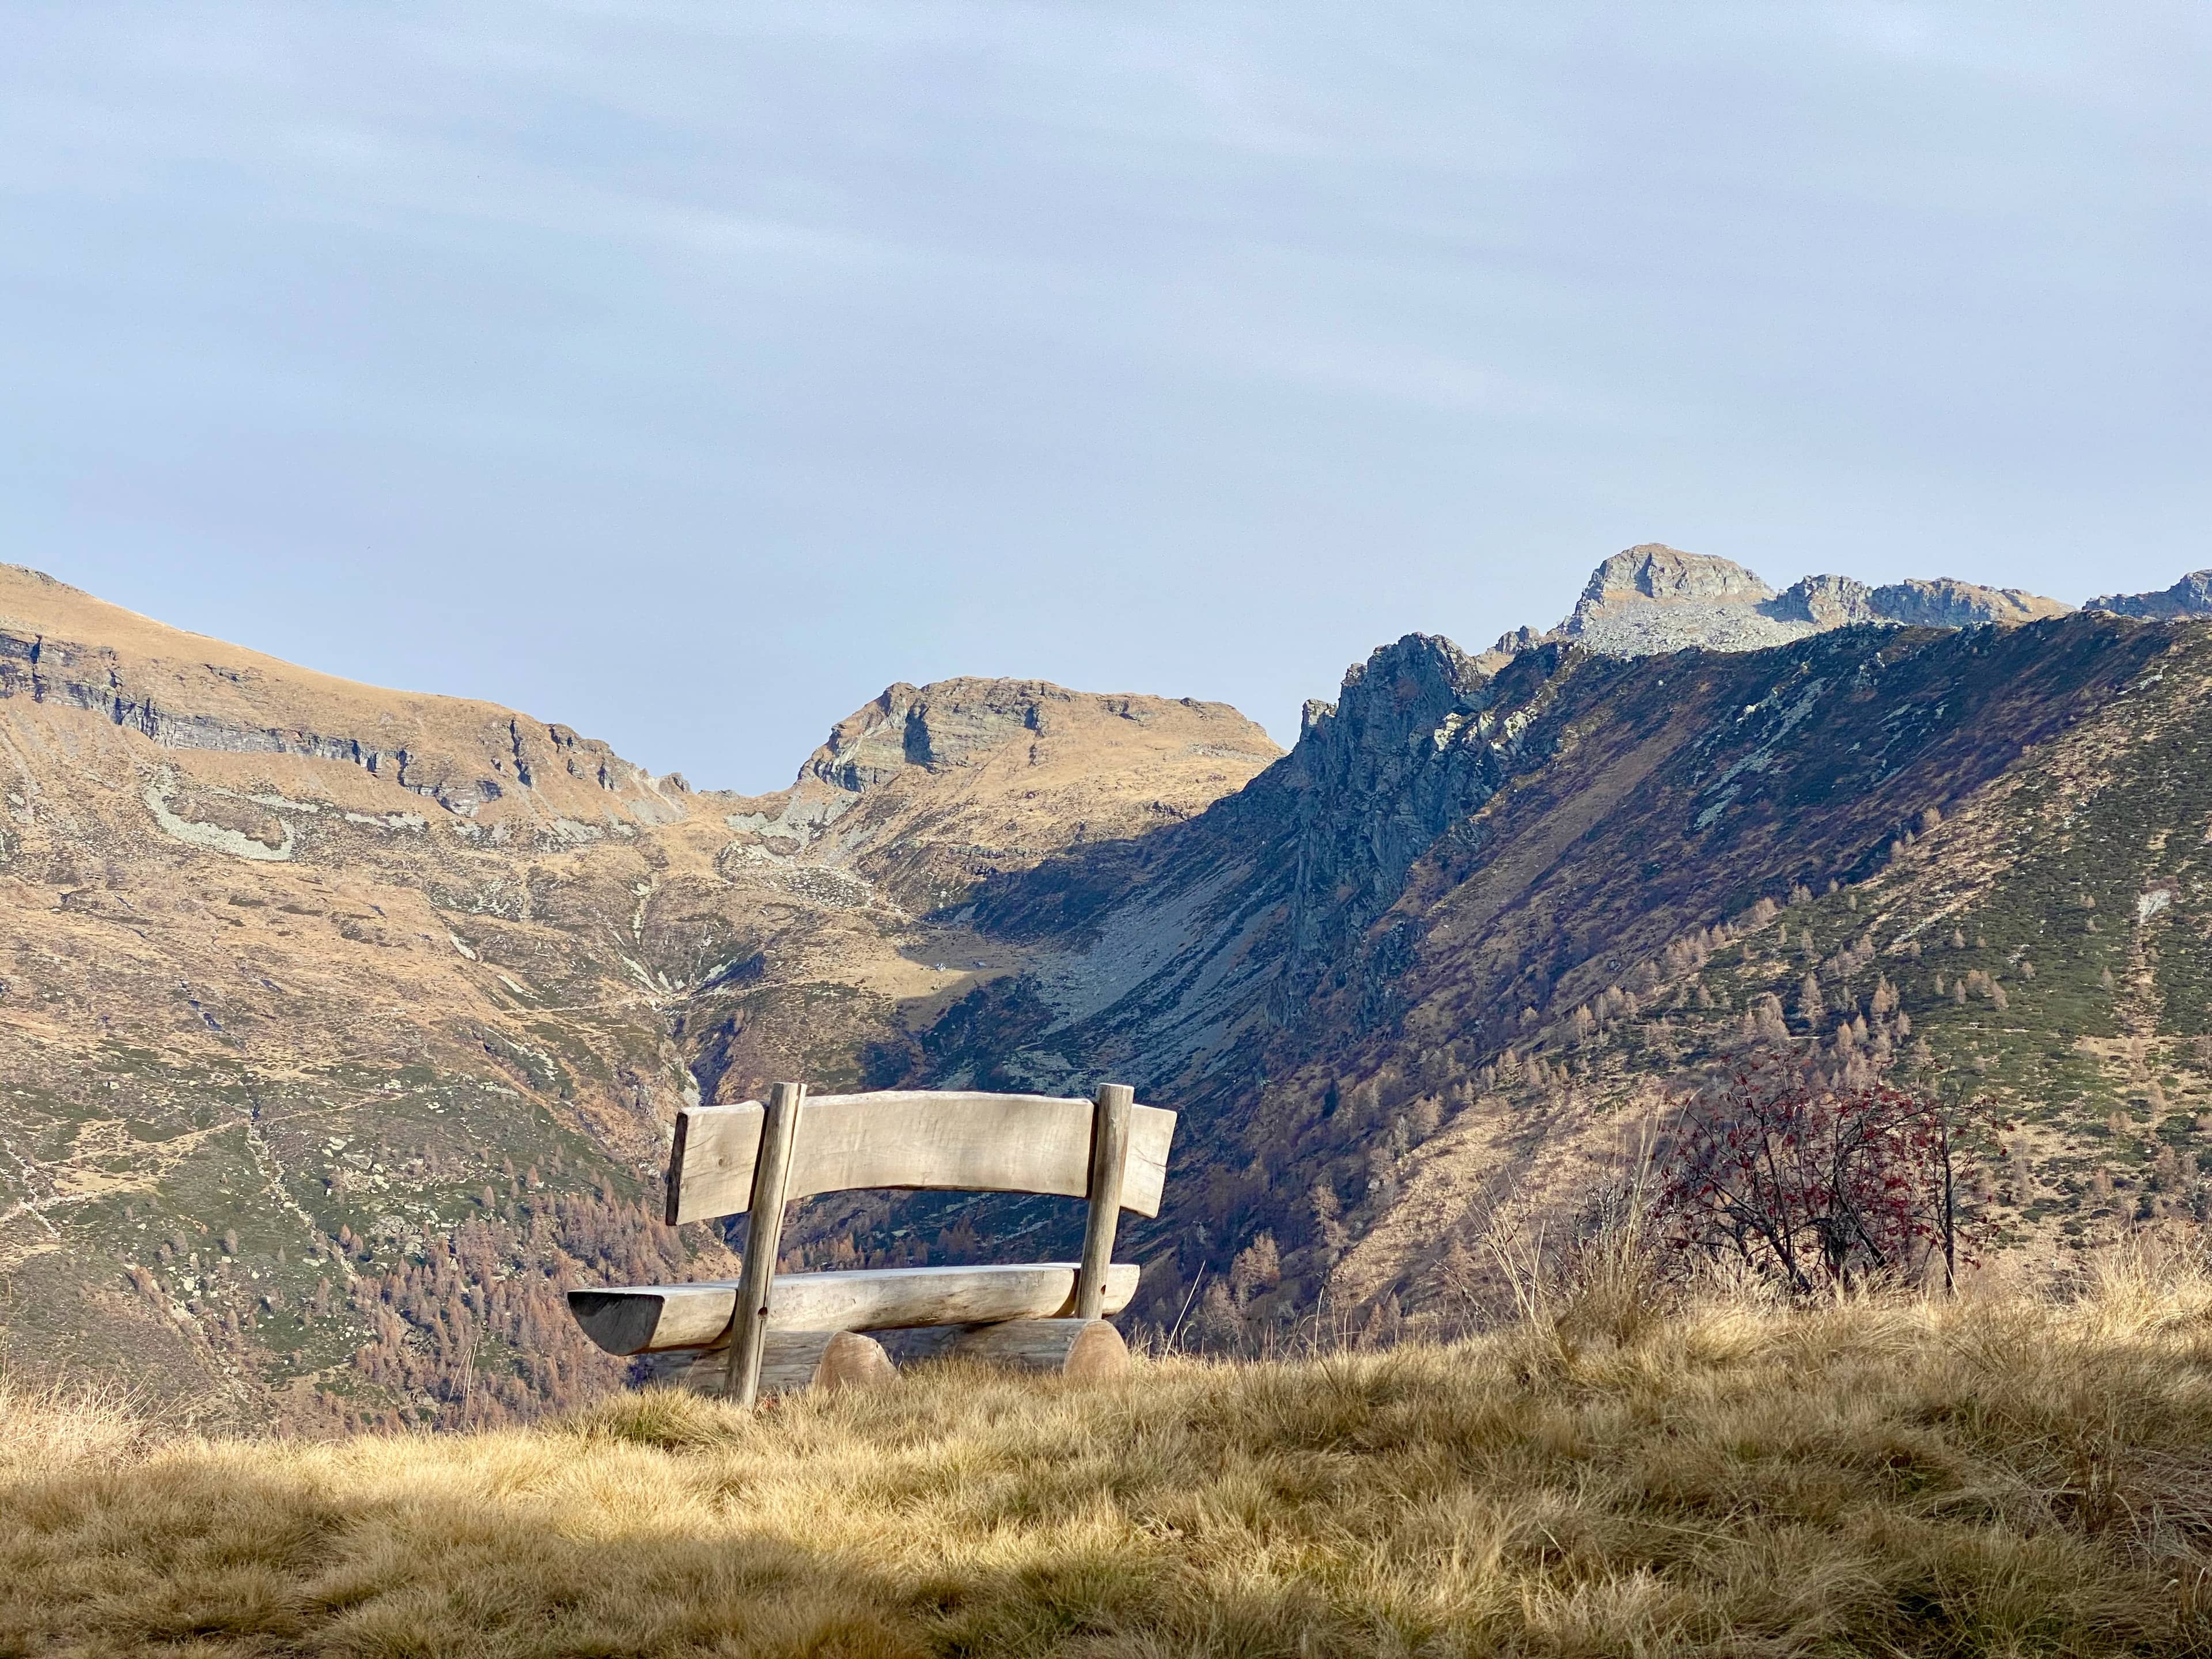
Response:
2088,570,2212,620
1764,573,1878,628
1276,637,1556,1015
1556,546,1809,655
1531,543,2071,660
1475,624,1546,672
1864,577,2071,628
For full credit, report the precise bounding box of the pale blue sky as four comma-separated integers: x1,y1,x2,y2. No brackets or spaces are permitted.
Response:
3,3,2206,791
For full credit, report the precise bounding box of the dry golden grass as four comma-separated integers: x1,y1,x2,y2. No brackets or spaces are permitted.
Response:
12,1251,2212,1657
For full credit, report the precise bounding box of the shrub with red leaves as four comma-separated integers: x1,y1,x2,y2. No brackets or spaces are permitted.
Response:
1653,1060,1993,1295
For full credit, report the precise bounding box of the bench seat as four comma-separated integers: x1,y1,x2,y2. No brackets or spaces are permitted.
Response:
569,1261,1141,1357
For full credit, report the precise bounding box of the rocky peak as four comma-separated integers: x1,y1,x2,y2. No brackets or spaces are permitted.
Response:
2087,570,2212,621
1556,546,1806,657
798,678,1270,798
1573,544,1777,612
751,674,1280,910
800,679,1056,793
1507,543,2077,662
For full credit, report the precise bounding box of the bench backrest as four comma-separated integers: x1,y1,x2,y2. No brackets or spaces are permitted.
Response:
665,1089,1177,1225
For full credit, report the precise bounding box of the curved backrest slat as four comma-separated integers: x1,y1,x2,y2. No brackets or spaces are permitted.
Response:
665,1088,1175,1225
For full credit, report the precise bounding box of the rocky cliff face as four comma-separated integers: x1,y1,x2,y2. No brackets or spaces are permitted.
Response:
936,635,1543,1100
2089,570,2212,620
1546,543,2073,658
0,566,680,828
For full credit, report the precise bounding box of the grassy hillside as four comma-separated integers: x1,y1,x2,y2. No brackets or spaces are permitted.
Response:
10,1252,2212,1657
0,563,1275,1429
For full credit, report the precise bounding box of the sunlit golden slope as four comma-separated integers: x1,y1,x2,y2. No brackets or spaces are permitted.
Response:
0,564,1277,1428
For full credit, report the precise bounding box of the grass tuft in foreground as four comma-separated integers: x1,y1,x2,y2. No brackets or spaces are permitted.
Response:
10,1249,2212,1656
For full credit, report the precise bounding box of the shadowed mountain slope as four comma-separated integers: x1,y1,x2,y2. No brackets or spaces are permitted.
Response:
927,609,2212,1339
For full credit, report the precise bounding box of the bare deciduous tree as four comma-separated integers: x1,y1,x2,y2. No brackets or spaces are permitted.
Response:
1653,1062,1993,1296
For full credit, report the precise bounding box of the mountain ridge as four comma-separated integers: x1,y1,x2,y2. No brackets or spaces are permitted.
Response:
1503,542,2098,661
0,560,1277,1427
2090,569,2212,621
3,546,2211,1421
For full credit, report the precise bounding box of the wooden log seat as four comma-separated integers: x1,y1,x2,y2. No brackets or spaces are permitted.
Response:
566,1082,1175,1404
630,1330,903,1396
570,1262,1141,1355
634,1319,1124,1392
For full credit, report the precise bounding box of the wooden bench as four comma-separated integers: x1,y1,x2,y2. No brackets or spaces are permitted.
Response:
567,1081,1176,1404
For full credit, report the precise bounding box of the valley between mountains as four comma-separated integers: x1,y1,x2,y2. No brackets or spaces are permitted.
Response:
3,547,2211,1428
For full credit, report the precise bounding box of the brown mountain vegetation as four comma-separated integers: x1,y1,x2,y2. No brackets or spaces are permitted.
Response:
899,605,2212,1350
6,551,2212,1426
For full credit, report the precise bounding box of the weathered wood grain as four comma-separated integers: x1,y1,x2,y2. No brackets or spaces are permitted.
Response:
766,1330,900,1396
1075,1084,1132,1320
948,1317,1129,1380
665,1090,1176,1224
608,1085,1175,1404
569,1262,1142,1355
660,1099,763,1226
723,1080,802,1404
638,1330,896,1397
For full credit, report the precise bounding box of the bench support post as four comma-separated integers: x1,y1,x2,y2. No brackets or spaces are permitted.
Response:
1074,1083,1133,1320
722,1079,805,1405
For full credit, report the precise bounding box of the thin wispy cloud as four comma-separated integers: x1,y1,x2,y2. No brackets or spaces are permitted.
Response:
1,1,2205,789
